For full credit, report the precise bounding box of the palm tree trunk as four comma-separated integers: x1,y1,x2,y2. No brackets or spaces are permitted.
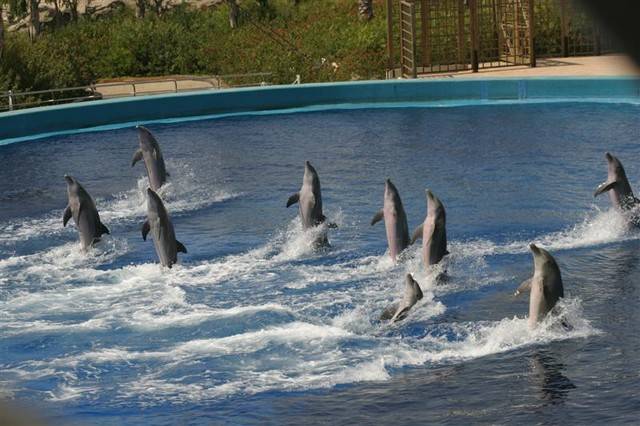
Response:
226,0,239,28
135,0,146,18
358,0,373,21
28,0,39,40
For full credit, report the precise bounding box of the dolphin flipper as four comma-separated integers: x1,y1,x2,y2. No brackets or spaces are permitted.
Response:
176,240,187,254
131,149,143,167
514,278,532,296
371,209,384,226
98,221,110,236
141,220,150,241
410,224,424,245
594,181,617,197
63,206,72,227
286,193,300,208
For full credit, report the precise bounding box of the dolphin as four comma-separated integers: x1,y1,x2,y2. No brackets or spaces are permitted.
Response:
380,273,424,322
286,161,335,245
131,126,169,191
63,175,110,250
371,179,410,262
410,189,449,268
142,188,187,268
514,244,564,328
594,152,639,211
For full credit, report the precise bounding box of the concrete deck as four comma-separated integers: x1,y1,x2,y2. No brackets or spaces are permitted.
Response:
420,54,640,79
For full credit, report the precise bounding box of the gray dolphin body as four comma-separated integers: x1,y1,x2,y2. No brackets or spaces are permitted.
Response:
594,152,639,211
286,161,334,245
380,274,424,322
132,126,169,191
371,179,410,262
63,175,110,250
411,189,449,268
142,188,187,268
514,244,564,328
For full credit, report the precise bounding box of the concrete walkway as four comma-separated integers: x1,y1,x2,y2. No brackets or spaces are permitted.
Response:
421,54,640,79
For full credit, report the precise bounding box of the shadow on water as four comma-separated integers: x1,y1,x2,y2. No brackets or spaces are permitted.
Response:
528,350,576,406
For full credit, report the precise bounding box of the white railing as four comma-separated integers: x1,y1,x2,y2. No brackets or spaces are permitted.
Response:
0,72,280,111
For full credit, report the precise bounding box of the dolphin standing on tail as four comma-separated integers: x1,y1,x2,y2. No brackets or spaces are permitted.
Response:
411,189,449,269
142,188,187,268
63,175,110,250
371,179,410,262
380,274,424,322
594,152,639,212
514,244,564,328
132,126,169,191
286,161,335,246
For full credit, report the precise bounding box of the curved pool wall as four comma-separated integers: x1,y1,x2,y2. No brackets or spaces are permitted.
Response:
1,77,639,144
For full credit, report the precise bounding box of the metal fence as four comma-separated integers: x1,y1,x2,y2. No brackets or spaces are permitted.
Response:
0,72,287,112
387,0,618,78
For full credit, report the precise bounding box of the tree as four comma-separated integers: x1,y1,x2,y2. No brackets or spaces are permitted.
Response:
358,0,372,21
0,1,4,57
226,0,238,28
62,0,78,21
28,0,39,39
135,0,145,18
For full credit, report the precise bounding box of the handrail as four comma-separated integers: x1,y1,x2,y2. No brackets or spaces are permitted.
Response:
0,72,276,111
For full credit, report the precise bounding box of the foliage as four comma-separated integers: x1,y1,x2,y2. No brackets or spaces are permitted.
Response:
0,0,389,93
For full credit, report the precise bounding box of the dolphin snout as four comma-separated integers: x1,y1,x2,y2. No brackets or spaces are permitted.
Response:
529,243,540,254
425,189,434,199
605,152,613,161
64,175,73,184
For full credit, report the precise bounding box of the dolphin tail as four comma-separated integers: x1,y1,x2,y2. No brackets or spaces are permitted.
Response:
410,224,424,245
594,180,617,197
98,221,110,236
131,149,143,167
286,193,300,208
514,278,532,296
63,206,72,227
141,220,150,241
176,240,187,254
370,209,384,226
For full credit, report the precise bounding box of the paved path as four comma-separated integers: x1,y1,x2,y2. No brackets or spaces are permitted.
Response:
421,54,640,79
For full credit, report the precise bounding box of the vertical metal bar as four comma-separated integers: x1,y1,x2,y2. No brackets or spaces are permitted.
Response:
8,90,13,110
411,1,417,78
421,0,429,68
560,0,568,57
386,0,394,75
469,0,479,72
528,0,535,66
174,80,178,92
593,22,601,55
457,0,465,68
132,83,137,96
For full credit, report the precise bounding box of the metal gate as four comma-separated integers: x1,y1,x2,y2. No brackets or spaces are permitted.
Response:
399,0,418,78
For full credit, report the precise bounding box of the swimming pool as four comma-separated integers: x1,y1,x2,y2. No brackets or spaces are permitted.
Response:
1,82,640,424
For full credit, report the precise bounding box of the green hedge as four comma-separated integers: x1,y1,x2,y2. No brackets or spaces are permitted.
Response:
0,0,389,93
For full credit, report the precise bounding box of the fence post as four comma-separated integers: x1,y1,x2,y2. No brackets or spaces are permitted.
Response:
528,0,536,67
469,0,479,72
420,0,429,69
593,22,601,55
8,90,13,111
457,0,465,69
174,80,178,92
386,0,394,76
132,83,137,96
560,0,568,57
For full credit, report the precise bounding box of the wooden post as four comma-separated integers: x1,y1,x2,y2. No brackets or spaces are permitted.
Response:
386,0,394,76
421,0,430,69
528,0,535,67
560,0,568,57
469,0,479,72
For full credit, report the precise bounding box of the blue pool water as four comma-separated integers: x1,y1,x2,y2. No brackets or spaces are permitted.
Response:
1,101,640,424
